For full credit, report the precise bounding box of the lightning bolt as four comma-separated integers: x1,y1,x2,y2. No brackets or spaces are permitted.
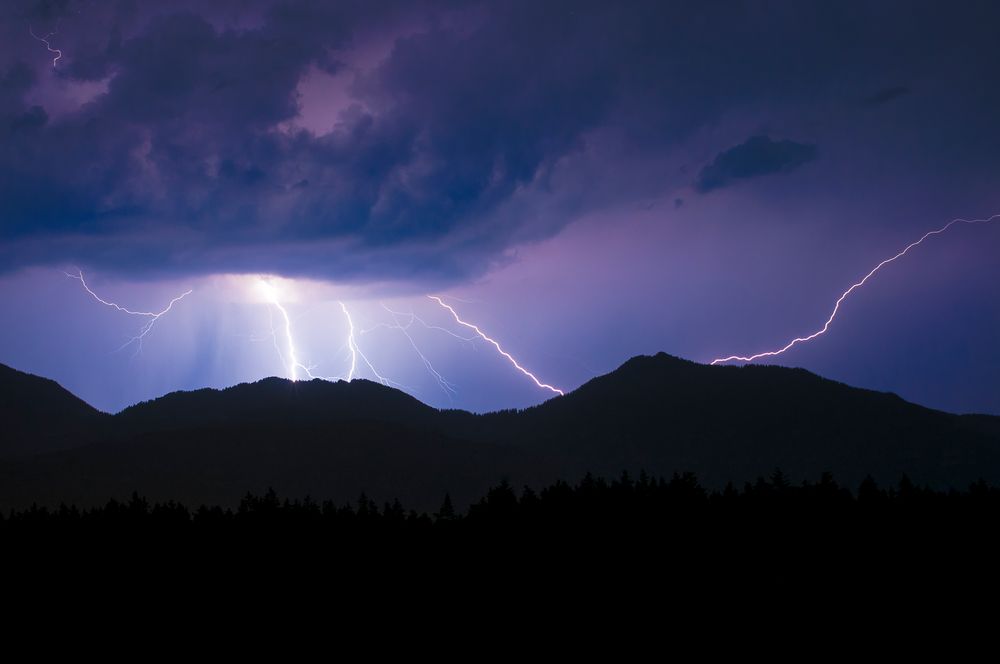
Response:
340,301,396,386
378,304,460,399
258,278,334,381
428,295,564,396
65,272,556,399
265,298,308,381
340,303,357,381
65,269,192,354
29,26,62,68
256,277,395,386
362,308,479,344
711,213,1000,365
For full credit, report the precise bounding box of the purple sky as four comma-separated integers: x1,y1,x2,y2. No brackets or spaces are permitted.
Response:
1,1,998,415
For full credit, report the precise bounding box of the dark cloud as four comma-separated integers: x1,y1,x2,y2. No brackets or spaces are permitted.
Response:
863,86,911,106
695,136,818,193
0,0,998,283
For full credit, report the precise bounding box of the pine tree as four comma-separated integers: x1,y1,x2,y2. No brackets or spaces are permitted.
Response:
436,493,456,522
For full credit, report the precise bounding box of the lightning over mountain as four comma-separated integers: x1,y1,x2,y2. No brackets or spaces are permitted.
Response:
428,295,565,396
711,213,1000,365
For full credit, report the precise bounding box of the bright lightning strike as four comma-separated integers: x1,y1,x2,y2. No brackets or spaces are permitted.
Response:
340,301,391,384
29,26,62,68
65,269,192,354
267,297,305,381
428,295,564,396
255,277,394,386
257,277,333,381
711,213,1000,365
340,302,357,381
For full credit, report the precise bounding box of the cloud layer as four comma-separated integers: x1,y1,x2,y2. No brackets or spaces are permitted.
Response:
1,0,998,285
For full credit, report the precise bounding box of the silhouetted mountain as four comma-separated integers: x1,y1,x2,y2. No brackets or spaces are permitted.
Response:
960,413,1000,439
450,354,1000,489
0,368,549,510
116,376,440,434
0,363,110,456
0,355,997,510
0,420,545,514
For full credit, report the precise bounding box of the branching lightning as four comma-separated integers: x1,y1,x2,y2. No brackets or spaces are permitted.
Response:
362,308,479,344
428,295,564,396
265,297,308,381
67,270,562,402
377,304,460,399
29,26,62,68
65,269,192,354
256,277,395,386
258,278,334,381
340,301,397,387
710,213,1000,365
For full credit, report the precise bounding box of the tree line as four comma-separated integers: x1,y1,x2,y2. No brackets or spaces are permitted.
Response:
3,470,1000,537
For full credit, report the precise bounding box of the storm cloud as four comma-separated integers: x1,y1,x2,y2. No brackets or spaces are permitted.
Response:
695,136,818,193
1,0,998,285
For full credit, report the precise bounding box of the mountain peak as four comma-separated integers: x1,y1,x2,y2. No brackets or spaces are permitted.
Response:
627,352,699,368
116,372,438,434
0,363,109,456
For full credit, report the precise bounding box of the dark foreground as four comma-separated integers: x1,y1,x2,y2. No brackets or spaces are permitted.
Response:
6,470,998,546
6,471,1000,617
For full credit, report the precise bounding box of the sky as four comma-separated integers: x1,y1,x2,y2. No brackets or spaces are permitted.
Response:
0,0,998,415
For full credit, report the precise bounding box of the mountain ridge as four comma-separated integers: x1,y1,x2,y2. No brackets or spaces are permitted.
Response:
1,354,997,510
0,363,111,456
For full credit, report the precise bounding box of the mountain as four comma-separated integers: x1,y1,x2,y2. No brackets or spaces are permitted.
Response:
116,376,441,434
0,370,551,510
452,354,1000,489
0,354,997,511
0,363,111,456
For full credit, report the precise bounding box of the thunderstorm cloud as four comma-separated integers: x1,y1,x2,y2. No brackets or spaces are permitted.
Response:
1,0,999,285
695,136,818,193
